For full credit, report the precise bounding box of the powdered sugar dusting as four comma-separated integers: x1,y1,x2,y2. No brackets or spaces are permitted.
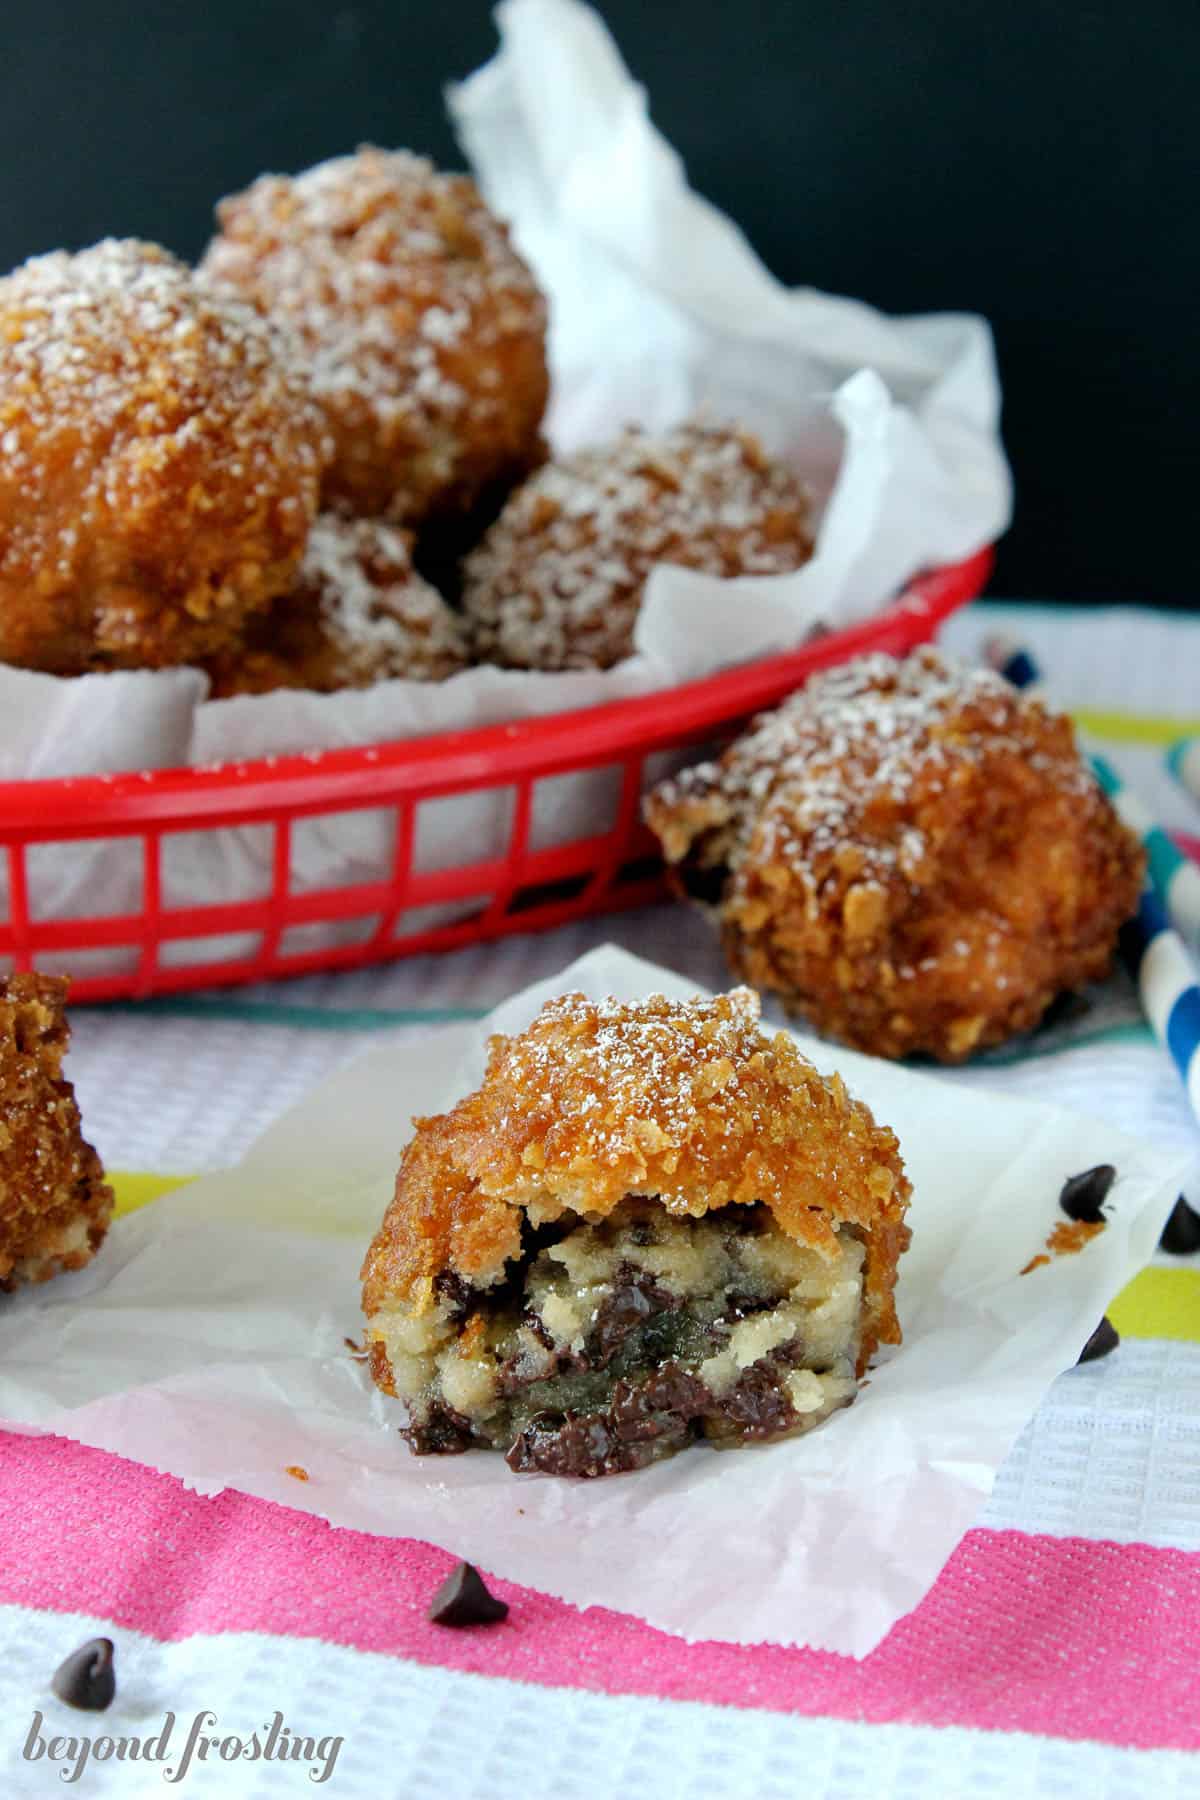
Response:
211,513,470,695
512,987,766,1149
462,422,814,671
645,656,1142,1063
0,238,323,671
295,515,468,683
466,985,907,1263
0,239,316,462
651,647,1096,890
486,985,812,1182
199,147,549,520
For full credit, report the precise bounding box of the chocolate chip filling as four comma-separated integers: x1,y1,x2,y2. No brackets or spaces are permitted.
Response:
405,1400,475,1456
391,1198,864,1476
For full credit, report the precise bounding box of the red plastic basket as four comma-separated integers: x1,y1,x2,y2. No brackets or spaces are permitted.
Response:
0,549,991,1001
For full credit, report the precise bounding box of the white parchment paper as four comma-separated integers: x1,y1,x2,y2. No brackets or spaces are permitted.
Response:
1,0,1010,940
0,948,1184,1656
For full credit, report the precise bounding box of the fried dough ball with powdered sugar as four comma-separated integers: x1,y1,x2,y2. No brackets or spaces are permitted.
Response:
362,987,910,1477
460,422,815,671
646,649,1145,1063
0,239,324,673
200,147,549,525
206,515,469,696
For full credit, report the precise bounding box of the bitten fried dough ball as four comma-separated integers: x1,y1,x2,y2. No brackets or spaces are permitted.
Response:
645,649,1146,1063
362,987,911,1478
1,975,113,1291
206,514,469,696
0,239,324,673
200,147,549,524
460,422,815,671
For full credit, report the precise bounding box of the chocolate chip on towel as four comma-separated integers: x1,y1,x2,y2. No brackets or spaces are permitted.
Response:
428,1562,509,1628
51,1638,116,1711
1059,1165,1116,1224
1077,1318,1120,1364
1160,1196,1200,1256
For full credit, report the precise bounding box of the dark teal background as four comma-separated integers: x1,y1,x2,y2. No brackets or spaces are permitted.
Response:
2,1,1195,607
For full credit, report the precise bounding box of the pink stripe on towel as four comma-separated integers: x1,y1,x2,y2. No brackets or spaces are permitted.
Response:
1,1431,1196,1750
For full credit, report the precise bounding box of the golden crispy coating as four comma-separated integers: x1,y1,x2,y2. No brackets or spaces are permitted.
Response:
646,649,1146,1062
1,975,112,1290
206,514,469,696
461,422,815,671
362,987,911,1373
0,239,324,674
201,147,549,524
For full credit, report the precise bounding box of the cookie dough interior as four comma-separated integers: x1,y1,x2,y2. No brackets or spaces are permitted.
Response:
376,1196,863,1477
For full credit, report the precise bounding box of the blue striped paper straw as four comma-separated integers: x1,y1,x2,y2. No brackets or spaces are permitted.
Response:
1167,738,1200,806
1089,759,1200,946
986,639,1200,947
1121,887,1200,1120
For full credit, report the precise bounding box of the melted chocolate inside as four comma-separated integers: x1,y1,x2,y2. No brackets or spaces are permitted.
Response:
404,1201,860,1477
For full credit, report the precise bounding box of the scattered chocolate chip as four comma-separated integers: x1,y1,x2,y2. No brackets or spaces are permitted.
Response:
51,1638,116,1711
1160,1195,1200,1257
1059,1165,1116,1224
428,1562,509,1627
1077,1318,1120,1364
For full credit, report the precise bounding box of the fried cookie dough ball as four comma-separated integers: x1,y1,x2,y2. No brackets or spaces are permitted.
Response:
206,514,469,696
200,147,549,524
0,239,324,673
1,975,112,1291
646,649,1145,1063
362,988,910,1476
461,422,815,672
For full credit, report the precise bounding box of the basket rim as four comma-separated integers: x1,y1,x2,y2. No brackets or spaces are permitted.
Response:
0,546,991,831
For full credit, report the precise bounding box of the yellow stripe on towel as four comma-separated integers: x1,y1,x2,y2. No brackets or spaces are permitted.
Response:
1070,708,1200,746
1108,1266,1200,1344
111,1171,194,1218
